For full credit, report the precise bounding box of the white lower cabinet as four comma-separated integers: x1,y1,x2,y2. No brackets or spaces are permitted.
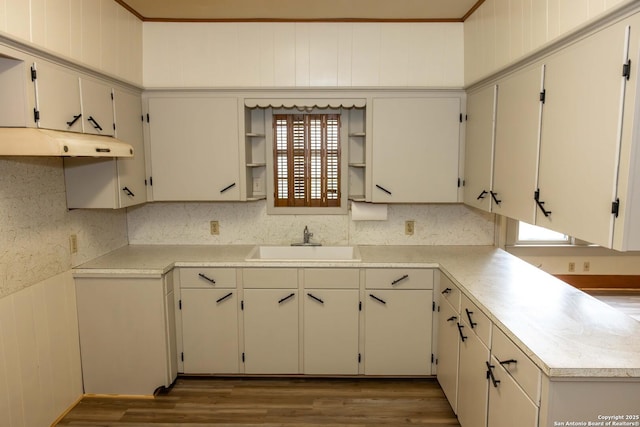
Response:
243,289,299,374
456,316,490,427
487,355,539,427
436,298,460,413
75,275,177,395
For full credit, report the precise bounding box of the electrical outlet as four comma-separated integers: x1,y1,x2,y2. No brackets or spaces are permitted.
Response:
583,261,590,272
253,177,263,192
210,221,220,235
405,220,415,236
568,262,575,272
69,234,78,254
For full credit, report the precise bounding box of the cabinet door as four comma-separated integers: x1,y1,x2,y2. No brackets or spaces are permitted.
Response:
114,88,147,208
487,356,538,427
463,85,496,212
371,97,461,202
243,289,299,374
303,289,359,374
493,64,544,224
436,299,460,414
456,318,489,427
537,21,630,246
80,77,114,136
148,97,240,201
33,61,82,132
181,289,239,374
364,290,433,375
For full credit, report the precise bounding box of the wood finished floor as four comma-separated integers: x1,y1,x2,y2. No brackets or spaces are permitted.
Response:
56,377,461,426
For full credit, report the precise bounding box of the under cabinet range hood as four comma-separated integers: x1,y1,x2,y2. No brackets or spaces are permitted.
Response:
0,128,134,157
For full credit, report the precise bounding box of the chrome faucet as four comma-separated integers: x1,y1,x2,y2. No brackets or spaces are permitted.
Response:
303,226,313,244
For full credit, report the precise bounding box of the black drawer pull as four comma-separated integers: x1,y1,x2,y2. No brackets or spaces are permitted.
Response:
534,189,552,217
375,184,392,195
486,361,501,388
216,292,233,304
441,288,452,295
198,273,216,284
66,114,82,127
498,359,518,366
220,182,236,193
87,116,103,131
278,293,295,304
446,316,457,322
391,274,409,286
465,308,478,328
490,191,501,205
307,293,324,304
122,186,135,197
476,190,488,200
369,294,386,305
457,323,467,342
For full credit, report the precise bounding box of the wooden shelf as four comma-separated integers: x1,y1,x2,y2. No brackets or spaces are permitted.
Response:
247,195,267,201
349,195,366,202
247,162,266,168
349,132,366,137
246,132,265,137
349,163,366,168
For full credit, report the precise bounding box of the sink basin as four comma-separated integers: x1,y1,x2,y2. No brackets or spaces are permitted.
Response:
246,245,361,262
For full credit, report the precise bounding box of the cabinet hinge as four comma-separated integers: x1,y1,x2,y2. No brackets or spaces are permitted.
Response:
144,179,148,186
459,113,463,123
359,301,362,311
181,352,184,362
149,176,153,186
612,198,620,217
457,178,465,188
30,66,37,81
113,123,116,131
33,108,40,122
539,89,546,104
623,59,632,80
241,300,244,310
358,353,361,363
431,354,434,364
432,301,436,312
141,115,144,122
242,352,245,363
110,92,114,100
146,113,150,123
179,299,182,310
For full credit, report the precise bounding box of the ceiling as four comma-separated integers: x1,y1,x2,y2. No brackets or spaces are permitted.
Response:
116,0,483,22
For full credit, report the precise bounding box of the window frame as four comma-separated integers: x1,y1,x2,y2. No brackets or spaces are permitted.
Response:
266,108,348,215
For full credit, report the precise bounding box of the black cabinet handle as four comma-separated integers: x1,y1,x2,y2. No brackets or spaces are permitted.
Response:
446,316,457,322
391,274,409,286
465,308,478,329
278,293,296,304
476,190,488,200
87,116,103,131
457,323,467,342
498,358,518,366
441,288,452,295
534,189,552,217
198,273,216,284
220,182,236,193
216,292,233,304
66,114,82,127
486,361,501,388
375,184,392,195
369,294,387,305
122,187,135,197
307,293,324,304
490,191,501,205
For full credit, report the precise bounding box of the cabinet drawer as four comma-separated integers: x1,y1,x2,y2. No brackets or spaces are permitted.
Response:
439,273,461,312
179,268,237,289
243,268,298,289
460,293,491,347
365,269,433,290
304,269,359,289
491,325,541,404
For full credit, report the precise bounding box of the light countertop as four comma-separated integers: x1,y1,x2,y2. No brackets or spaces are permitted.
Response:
74,244,640,379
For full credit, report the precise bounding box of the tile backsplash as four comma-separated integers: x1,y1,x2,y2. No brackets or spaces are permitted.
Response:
127,200,495,246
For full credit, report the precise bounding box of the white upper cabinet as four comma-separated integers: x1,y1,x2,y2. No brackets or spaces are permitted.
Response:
492,64,544,224
463,85,496,212
147,96,241,201
32,61,82,132
80,77,115,136
371,97,462,203
537,19,631,247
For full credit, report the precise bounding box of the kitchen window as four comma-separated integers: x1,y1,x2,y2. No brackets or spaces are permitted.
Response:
273,113,341,208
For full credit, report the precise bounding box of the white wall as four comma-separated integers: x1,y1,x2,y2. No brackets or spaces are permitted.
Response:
0,0,142,84
143,22,464,88
464,0,632,84
127,201,495,246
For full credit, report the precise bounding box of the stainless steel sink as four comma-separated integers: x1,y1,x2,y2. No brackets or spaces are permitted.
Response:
246,245,361,262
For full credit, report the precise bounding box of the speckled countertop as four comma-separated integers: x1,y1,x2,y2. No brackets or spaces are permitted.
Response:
74,244,640,379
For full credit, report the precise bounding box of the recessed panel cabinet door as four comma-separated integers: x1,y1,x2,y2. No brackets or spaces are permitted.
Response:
492,64,544,224
181,289,239,374
32,61,82,132
80,77,115,136
371,97,461,203
456,318,490,427
436,299,460,413
148,97,240,201
463,85,496,212
487,356,538,427
243,289,299,374
364,290,433,375
537,21,630,247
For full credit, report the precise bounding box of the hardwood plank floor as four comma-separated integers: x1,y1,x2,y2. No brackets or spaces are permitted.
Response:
56,377,460,426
